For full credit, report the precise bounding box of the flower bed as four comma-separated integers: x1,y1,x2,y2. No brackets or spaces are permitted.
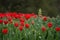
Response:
0,12,60,40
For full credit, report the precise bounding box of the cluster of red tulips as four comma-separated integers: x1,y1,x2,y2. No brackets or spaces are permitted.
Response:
0,12,60,40
0,12,37,34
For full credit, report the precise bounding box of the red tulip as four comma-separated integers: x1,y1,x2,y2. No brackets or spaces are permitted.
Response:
41,26,46,32
25,24,30,28
8,18,12,24
0,20,3,24
8,17,12,21
20,22,24,26
19,26,23,31
47,22,53,28
55,27,60,32
14,22,19,27
2,28,8,34
5,13,11,18
20,18,24,22
0,14,4,18
25,14,31,20
43,16,47,21
14,14,20,19
4,20,8,25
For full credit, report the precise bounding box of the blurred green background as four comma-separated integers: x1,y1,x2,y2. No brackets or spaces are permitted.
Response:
0,0,60,17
